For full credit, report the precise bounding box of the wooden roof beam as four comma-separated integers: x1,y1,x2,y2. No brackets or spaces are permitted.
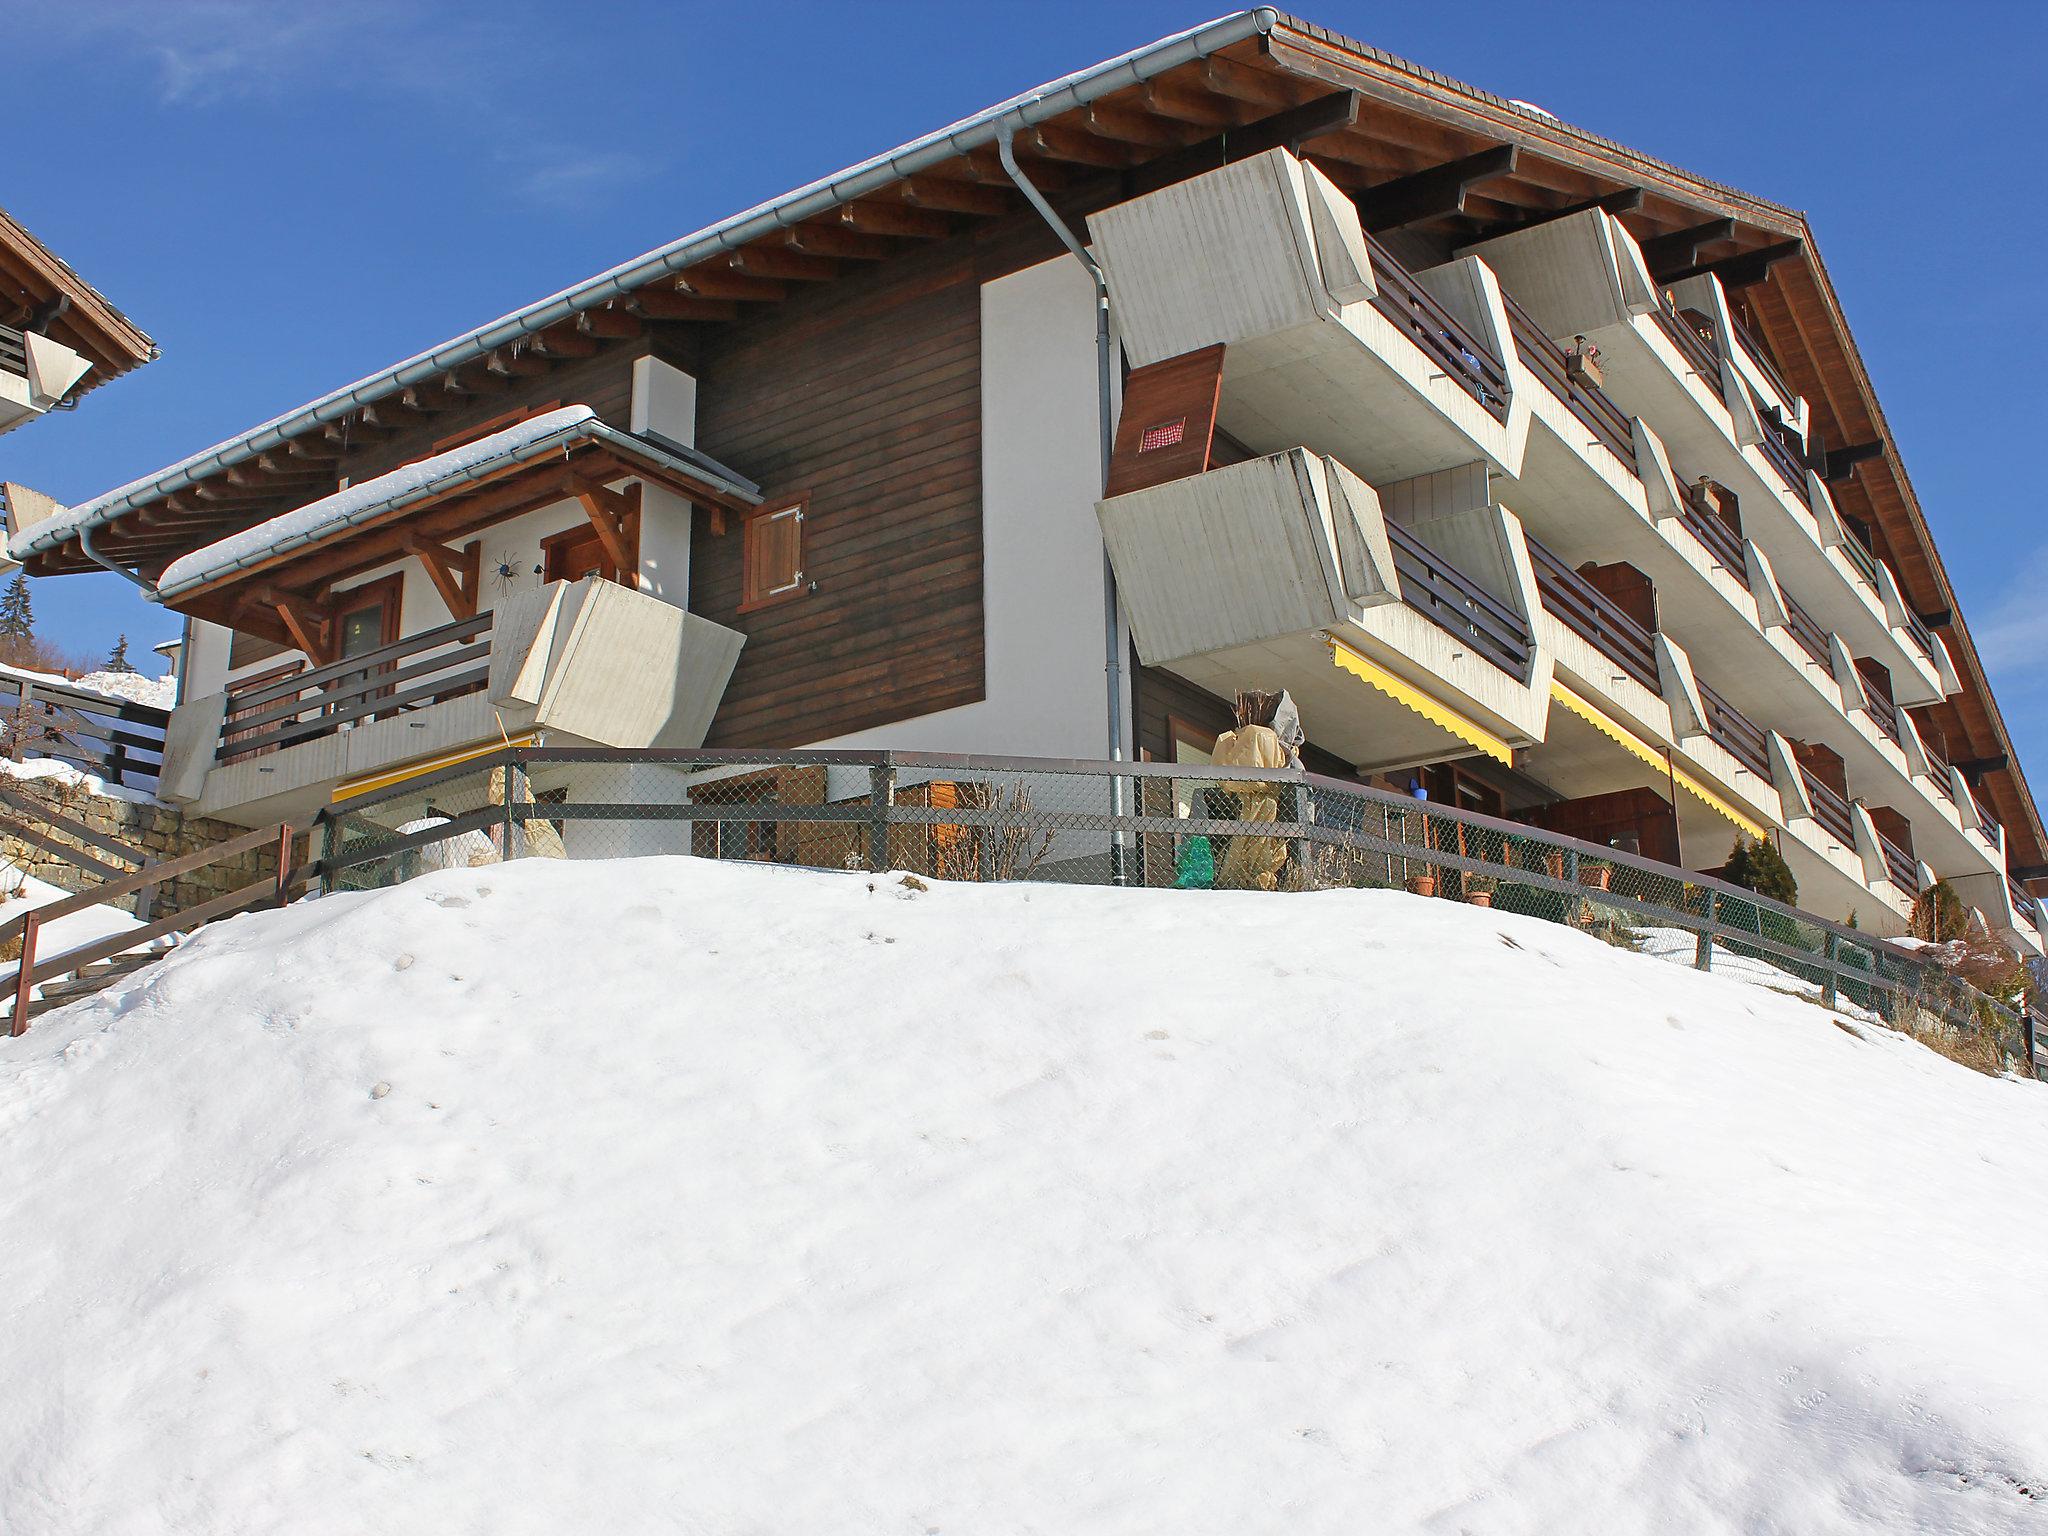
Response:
896,175,1013,216
577,306,643,340
1468,187,1642,242
781,223,895,261
1823,440,1886,481
1141,77,1249,129
1079,102,1192,149
1200,54,1305,109
627,290,740,323
1660,238,1805,290
1018,122,1139,168
531,324,598,359
727,247,839,282
674,268,788,302
1639,217,1736,278
1136,91,1360,195
486,348,550,379
838,201,952,239
1358,144,1520,232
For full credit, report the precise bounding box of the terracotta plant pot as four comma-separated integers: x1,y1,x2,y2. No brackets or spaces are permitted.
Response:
1468,890,1494,908
1406,873,1438,899
1579,865,1613,892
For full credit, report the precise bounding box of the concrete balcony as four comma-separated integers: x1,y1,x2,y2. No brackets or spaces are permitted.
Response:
1458,209,1944,705
159,576,744,825
1095,447,1551,775
1087,148,1526,487
0,323,93,435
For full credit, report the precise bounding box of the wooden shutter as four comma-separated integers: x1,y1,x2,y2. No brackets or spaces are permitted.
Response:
744,501,806,610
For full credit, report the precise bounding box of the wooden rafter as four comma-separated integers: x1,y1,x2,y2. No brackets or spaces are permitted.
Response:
571,478,639,571
1359,144,1520,231
403,535,483,620
261,586,335,664
838,201,952,239
627,291,740,323
727,247,838,282
674,268,787,302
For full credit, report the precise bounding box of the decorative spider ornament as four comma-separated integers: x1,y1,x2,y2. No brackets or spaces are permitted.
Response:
490,550,534,596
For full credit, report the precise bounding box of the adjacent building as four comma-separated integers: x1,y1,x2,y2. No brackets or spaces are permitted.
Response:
6,11,2040,953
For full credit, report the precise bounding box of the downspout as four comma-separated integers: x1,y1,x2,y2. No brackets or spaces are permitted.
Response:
997,126,1132,881
79,523,158,598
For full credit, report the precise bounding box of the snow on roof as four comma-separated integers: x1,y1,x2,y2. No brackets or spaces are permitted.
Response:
14,11,1271,562
154,406,602,598
2,856,2044,1524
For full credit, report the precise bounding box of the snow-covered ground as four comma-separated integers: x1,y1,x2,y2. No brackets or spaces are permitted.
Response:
1,858,2045,1534
0,865,152,991
70,668,177,710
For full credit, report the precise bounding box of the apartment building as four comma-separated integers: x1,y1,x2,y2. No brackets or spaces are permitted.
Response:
6,10,2039,952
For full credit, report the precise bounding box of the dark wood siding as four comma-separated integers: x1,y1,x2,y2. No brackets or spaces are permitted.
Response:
690,239,984,747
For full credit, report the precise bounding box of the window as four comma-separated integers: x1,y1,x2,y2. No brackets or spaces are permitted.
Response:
742,500,806,612
541,509,639,587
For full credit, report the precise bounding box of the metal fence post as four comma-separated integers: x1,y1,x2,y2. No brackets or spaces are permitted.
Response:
868,764,895,872
1821,931,1838,1007
273,823,297,906
1696,890,1715,971
1108,767,1130,887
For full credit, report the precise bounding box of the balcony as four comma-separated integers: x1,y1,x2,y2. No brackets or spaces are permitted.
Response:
1367,231,1511,422
0,322,94,435
1527,538,1658,693
1095,447,1551,773
1501,291,1637,472
162,577,746,824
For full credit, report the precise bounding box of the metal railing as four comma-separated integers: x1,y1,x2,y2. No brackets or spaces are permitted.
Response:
0,673,169,791
307,745,2035,1074
1366,233,1510,420
1387,521,1532,677
217,612,494,764
1652,302,1720,384
1696,677,1772,781
1500,292,1637,469
1782,590,1831,668
1526,537,1658,692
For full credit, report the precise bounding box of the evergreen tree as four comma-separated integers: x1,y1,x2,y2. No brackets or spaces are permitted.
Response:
0,572,33,642
1723,833,1799,906
104,634,135,674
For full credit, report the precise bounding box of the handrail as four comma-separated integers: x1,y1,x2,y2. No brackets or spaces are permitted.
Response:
1499,291,1637,470
1729,312,1795,410
224,611,494,711
1877,830,1918,893
9,822,297,1036
1365,232,1510,421
1838,524,1880,586
1904,608,1936,662
1526,536,1658,691
1676,495,1750,588
1780,590,1830,667
1861,684,1902,747
0,324,24,376
1695,677,1771,780
1386,520,1532,676
1652,302,1719,384
0,673,171,789
1802,765,1856,845
2008,874,2038,931
1748,387,1814,508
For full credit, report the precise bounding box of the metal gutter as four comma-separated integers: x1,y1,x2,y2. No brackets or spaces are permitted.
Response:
20,8,1281,564
152,418,761,603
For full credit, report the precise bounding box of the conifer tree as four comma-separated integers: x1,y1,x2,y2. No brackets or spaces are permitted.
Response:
1723,832,1799,907
0,572,33,642
104,634,135,674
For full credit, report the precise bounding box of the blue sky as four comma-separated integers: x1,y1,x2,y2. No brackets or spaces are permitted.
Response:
4,0,2042,773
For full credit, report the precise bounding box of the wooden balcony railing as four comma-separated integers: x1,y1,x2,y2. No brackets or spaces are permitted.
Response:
1365,232,1511,422
1500,292,1637,471
1730,312,1795,411
2008,875,2039,931
0,674,169,791
1977,796,2003,851
0,324,25,380
1748,388,1814,509
217,611,494,765
1386,520,1532,677
1652,301,1720,384
1862,684,1902,748
1781,589,1831,668
1695,676,1772,781
1802,765,1856,846
1878,830,1919,894
1904,608,1937,663
1676,496,1750,588
1526,536,1658,692
1917,733,1960,807
1838,524,1881,587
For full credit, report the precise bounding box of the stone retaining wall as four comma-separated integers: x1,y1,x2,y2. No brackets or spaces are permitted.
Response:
0,773,279,916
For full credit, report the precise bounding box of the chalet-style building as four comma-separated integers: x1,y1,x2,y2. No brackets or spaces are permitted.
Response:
0,203,154,524
6,11,2042,953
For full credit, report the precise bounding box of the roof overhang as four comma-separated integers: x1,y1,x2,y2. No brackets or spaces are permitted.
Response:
0,204,154,396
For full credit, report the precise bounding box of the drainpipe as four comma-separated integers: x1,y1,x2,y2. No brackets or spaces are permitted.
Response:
78,523,158,598
998,127,1132,880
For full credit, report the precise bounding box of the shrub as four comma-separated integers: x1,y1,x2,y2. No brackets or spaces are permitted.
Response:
1910,879,1968,944
1722,833,1798,907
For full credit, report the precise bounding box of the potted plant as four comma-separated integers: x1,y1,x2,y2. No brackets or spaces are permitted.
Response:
1465,874,1498,908
1578,859,1614,893
1405,869,1438,899
1565,335,1604,388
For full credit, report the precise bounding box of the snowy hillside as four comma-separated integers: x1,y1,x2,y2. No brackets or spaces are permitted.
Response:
2,858,2046,1533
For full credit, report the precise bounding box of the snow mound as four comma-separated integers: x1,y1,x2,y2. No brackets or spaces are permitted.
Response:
3,858,2046,1533
71,668,176,710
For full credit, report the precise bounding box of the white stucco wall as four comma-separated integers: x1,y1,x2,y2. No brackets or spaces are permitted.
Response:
807,254,1123,759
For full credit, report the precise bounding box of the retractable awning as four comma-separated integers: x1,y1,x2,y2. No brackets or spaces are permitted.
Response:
1325,634,1514,766
1549,680,1767,840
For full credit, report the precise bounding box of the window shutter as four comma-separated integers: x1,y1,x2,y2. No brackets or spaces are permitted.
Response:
745,501,806,607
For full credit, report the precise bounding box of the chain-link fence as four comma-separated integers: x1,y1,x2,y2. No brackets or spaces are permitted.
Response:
314,746,2038,1077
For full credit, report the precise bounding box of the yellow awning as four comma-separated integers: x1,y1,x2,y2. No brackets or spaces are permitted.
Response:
332,732,540,801
1548,681,1768,839
1325,635,1513,764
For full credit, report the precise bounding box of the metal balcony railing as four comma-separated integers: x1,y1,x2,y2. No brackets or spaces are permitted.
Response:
1500,291,1637,470
1365,233,1511,421
1526,536,1658,693
1386,521,1532,677
217,611,494,765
